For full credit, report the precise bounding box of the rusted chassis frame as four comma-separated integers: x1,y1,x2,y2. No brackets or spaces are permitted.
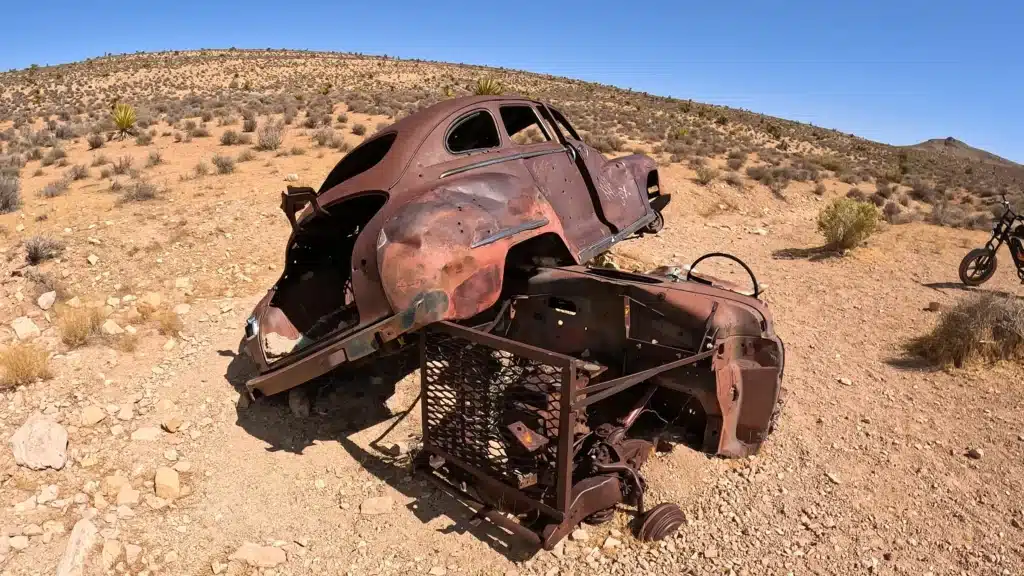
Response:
416,309,780,550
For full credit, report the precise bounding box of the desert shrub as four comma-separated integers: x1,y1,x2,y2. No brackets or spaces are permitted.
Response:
695,166,718,185
242,117,257,133
66,164,89,181
351,123,366,136
966,211,992,230
238,133,252,145
237,149,256,162
928,201,967,228
25,235,65,263
113,155,134,175
257,125,283,150
0,176,21,213
58,307,102,348
201,110,214,122
909,179,938,203
135,132,152,146
816,197,879,250
154,309,183,336
0,344,51,387
120,180,159,203
745,165,768,182
112,103,137,139
584,133,623,153
194,161,210,176
39,176,71,198
474,78,503,95
290,146,306,156
99,167,112,179
336,112,348,124
908,294,1024,367
723,172,743,188
146,150,163,167
91,154,110,167
846,187,867,202
87,133,105,150
813,182,826,196
212,154,235,174
190,126,211,138
882,201,902,223
40,147,66,167
220,130,240,145
726,157,744,171
312,127,334,147
875,180,893,198
868,192,887,207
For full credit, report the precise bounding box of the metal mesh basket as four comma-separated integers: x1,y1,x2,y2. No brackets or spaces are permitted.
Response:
422,327,569,499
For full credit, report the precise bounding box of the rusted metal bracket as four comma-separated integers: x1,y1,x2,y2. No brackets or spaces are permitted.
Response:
574,348,715,409
280,186,330,231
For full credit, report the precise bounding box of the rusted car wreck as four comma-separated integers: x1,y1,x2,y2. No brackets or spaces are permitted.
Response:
242,95,785,549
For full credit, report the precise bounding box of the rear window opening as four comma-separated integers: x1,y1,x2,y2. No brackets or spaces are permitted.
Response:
318,133,397,194
261,193,388,362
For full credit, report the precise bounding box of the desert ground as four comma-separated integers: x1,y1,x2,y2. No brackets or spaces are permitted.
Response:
0,51,1022,576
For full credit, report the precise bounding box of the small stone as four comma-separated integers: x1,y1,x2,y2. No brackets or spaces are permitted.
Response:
359,496,394,515
381,441,409,457
172,460,192,473
87,254,99,265
212,561,228,574
23,523,44,536
155,399,176,412
603,536,621,549
174,277,192,289
154,467,180,499
131,427,161,441
926,301,943,312
164,449,179,461
429,568,447,576
285,173,299,182
704,545,719,558
38,484,59,504
161,414,184,433
9,535,29,550
102,539,123,569
837,377,852,386
110,424,124,436
1011,518,1022,529
38,291,57,310
229,543,287,568
163,338,176,351
106,296,120,307
66,296,82,308
10,413,68,470
81,406,106,426
116,484,141,506
101,319,124,336
967,447,984,460
11,316,41,340
571,528,590,542
826,472,842,484
56,519,98,576
173,303,191,315
117,404,134,421
165,550,178,563
139,292,162,308
125,544,142,565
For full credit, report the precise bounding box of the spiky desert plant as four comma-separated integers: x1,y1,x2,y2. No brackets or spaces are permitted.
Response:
474,78,503,96
111,102,137,140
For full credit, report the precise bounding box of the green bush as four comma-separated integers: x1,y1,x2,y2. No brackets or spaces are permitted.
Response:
816,198,879,250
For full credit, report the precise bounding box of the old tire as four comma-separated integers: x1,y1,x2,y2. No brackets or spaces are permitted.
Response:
959,248,998,286
635,503,685,541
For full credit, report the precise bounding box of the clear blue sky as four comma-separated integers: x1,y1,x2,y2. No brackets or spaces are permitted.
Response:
2,1,1020,162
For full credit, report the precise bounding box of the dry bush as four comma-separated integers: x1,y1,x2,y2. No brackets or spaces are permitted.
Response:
39,176,71,198
135,132,152,146
146,150,163,167
257,125,283,150
58,307,102,348
908,294,1024,367
723,172,743,188
25,235,65,264
695,165,718,185
153,309,183,336
816,197,879,250
813,182,826,196
351,123,366,136
242,118,257,133
0,176,21,213
66,164,89,181
87,133,105,150
109,332,139,352
119,181,159,203
113,155,134,175
928,201,967,228
220,130,240,145
212,154,235,174
0,344,52,388
237,149,256,162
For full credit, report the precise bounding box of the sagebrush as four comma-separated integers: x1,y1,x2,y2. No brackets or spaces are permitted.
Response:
908,294,1024,367
816,198,879,250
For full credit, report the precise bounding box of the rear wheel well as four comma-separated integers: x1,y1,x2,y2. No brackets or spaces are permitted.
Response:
646,169,660,196
501,232,575,296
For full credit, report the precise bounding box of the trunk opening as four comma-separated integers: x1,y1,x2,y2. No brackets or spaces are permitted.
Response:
261,192,387,363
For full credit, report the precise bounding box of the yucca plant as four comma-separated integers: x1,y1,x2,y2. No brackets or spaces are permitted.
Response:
474,78,503,96
111,102,137,140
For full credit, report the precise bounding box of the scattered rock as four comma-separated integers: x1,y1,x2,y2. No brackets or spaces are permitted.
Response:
37,291,57,310
285,173,299,182
837,377,852,386
87,254,99,265
101,319,124,336
154,467,181,499
55,519,98,576
571,528,590,542
229,543,287,568
174,277,192,289
139,292,162,309
704,545,719,559
163,338,177,351
38,484,59,504
103,475,128,497
116,484,141,506
211,561,228,574
967,447,984,460
161,414,184,433
926,301,943,312
11,316,41,340
1011,518,1022,530
381,441,410,457
66,296,82,308
125,543,142,565
429,568,447,576
130,427,161,441
288,388,310,418
173,303,191,315
81,406,106,427
172,460,192,473
102,539,123,569
826,472,842,485
10,413,68,470
359,496,394,515
603,536,621,549
116,404,134,421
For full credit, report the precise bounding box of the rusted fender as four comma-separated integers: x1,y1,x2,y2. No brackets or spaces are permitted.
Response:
377,172,572,320
610,154,657,193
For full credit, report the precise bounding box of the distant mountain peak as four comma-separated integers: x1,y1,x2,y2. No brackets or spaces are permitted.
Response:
909,137,1018,167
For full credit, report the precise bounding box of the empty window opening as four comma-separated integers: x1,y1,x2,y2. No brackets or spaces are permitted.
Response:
318,132,397,194
500,105,551,145
446,110,501,153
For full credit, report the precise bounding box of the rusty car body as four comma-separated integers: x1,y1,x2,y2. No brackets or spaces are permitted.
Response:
241,95,784,549
243,95,671,397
